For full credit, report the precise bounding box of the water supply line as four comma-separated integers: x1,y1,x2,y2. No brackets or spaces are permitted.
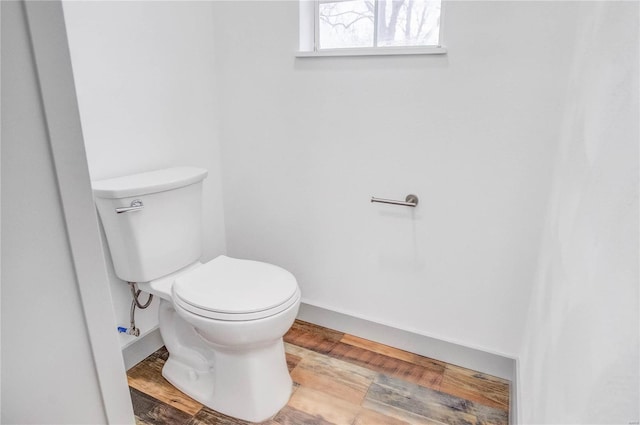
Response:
121,282,153,337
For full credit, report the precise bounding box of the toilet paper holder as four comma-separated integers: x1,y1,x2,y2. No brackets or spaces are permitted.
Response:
371,194,419,207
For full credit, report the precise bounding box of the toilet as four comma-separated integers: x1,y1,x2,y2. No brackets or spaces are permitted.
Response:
92,167,301,423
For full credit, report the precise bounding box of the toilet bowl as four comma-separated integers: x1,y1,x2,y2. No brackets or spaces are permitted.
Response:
92,167,301,422
140,256,300,422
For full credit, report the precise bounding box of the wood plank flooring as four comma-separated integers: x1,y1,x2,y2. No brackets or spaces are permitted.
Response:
128,320,510,424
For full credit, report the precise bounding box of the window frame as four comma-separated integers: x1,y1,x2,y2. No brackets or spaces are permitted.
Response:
297,0,447,57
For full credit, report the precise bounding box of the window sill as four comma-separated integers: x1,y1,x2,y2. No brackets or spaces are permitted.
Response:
295,46,447,58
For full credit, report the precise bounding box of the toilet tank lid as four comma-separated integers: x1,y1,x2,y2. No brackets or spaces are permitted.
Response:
92,167,208,199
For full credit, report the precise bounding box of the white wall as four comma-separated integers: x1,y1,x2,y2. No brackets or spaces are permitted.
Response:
1,1,130,422
518,2,639,423
57,2,637,420
212,1,581,356
63,1,226,346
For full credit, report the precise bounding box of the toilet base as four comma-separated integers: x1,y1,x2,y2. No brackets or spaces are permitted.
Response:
162,338,293,423
155,295,299,423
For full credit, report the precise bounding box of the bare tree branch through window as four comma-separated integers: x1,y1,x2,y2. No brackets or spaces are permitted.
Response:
317,0,441,49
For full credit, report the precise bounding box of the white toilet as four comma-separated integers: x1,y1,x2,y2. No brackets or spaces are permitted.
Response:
92,167,301,423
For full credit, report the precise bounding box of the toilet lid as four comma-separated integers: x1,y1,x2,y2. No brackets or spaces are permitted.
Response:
173,256,299,319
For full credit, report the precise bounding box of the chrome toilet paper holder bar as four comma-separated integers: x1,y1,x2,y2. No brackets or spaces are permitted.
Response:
371,194,419,207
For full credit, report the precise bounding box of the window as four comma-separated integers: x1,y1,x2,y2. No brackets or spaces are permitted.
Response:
298,0,445,56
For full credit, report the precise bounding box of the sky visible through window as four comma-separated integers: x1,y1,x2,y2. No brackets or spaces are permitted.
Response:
318,0,441,49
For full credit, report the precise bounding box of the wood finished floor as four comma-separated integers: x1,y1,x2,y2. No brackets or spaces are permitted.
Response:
128,320,510,425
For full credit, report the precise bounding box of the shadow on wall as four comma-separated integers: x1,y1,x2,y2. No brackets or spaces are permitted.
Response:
518,2,639,423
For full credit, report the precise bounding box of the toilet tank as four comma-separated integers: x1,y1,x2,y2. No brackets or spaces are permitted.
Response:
92,167,208,283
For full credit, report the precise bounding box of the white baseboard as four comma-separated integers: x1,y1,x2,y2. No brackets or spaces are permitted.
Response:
122,327,164,370
297,302,515,379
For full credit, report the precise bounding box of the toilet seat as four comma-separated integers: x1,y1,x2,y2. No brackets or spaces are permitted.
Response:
173,256,300,321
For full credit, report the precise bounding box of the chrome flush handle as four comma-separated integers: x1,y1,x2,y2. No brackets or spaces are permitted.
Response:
115,199,144,214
